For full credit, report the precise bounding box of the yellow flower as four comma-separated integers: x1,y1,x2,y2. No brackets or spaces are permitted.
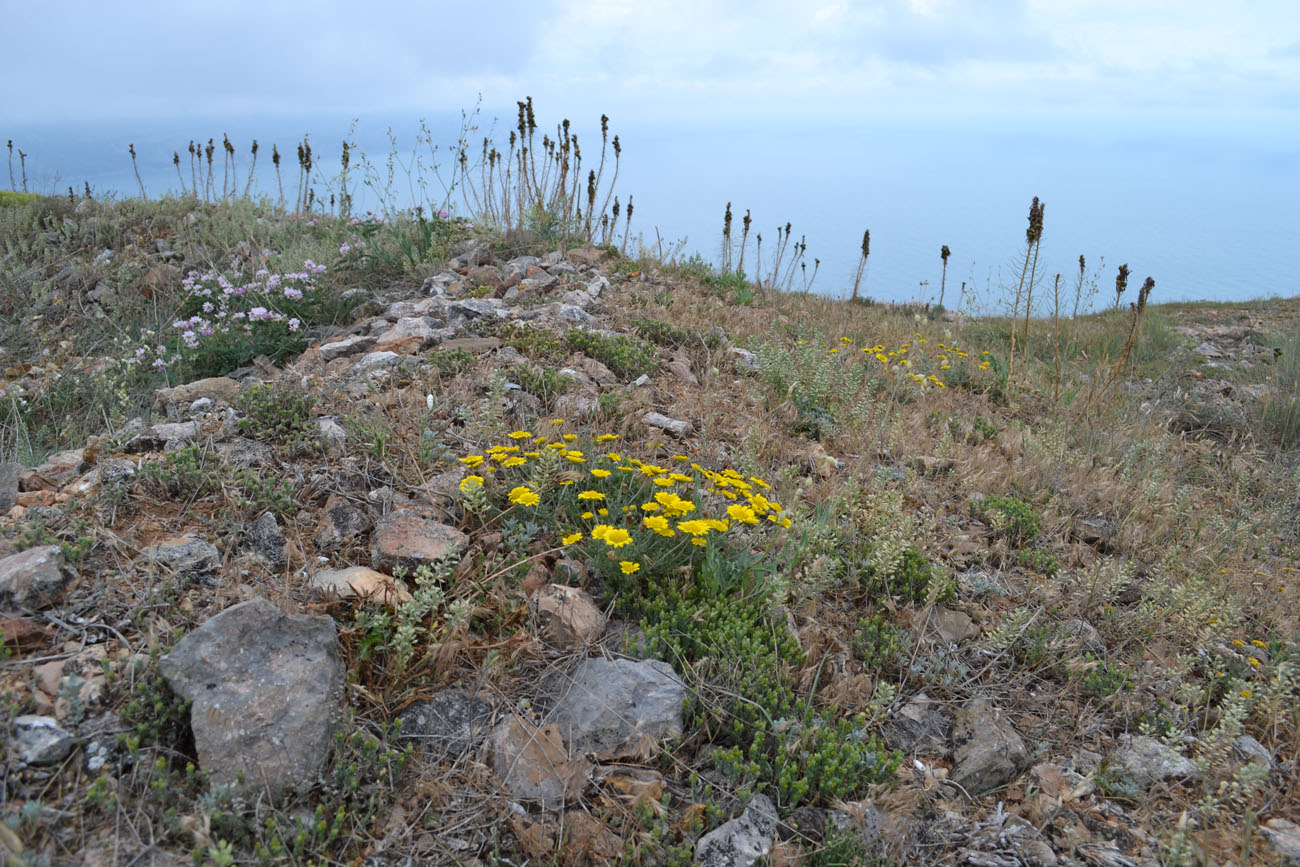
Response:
524,451,540,458
654,491,695,517
508,485,540,507
1248,657,1262,667
1251,640,1267,648
673,455,690,462
595,433,619,443
508,430,533,440
620,560,641,575
578,490,606,501
639,464,668,478
691,538,707,547
607,452,623,462
459,475,484,492
563,433,578,442
597,508,609,516
593,525,632,548
591,468,612,479
727,504,760,525
501,456,527,468
652,476,675,487
669,472,693,483
550,417,565,425
677,519,711,536
1241,689,1253,698
581,511,595,520
566,450,586,464
562,531,583,545
749,476,770,489
1232,639,1246,647
460,455,485,468
875,352,890,363
642,515,675,537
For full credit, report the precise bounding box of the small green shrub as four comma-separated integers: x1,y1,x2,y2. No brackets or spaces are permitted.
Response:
235,384,317,453
629,316,720,351
511,363,562,402
979,494,1043,546
776,713,901,809
474,320,567,360
1082,655,1129,698
564,329,658,379
138,446,222,499
853,613,902,670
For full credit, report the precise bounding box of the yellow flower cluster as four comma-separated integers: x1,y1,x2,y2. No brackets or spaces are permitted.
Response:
812,332,995,389
459,427,794,580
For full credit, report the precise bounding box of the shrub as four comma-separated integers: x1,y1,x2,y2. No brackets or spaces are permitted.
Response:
564,329,658,379
235,384,318,453
979,493,1042,546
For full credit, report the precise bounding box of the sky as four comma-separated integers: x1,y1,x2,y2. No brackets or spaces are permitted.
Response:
5,0,1299,128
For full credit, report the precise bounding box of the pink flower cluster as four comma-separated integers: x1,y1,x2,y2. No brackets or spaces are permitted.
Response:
130,261,323,369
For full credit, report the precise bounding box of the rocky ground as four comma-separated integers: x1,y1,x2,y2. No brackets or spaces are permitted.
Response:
1,200,1298,866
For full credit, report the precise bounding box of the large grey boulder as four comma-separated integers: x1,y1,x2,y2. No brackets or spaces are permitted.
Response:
140,536,221,576
0,546,70,612
546,658,685,760
160,597,345,791
950,697,1029,797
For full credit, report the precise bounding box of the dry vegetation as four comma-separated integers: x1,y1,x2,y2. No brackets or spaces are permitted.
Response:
1,111,1299,866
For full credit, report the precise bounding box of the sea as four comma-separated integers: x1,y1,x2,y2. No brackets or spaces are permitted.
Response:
6,111,1296,309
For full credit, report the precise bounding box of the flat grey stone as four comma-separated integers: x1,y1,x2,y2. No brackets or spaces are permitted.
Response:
370,510,468,573
352,350,402,374
1111,734,1197,787
882,691,953,757
0,461,22,512
546,658,685,760
398,690,493,763
13,715,76,765
141,536,220,575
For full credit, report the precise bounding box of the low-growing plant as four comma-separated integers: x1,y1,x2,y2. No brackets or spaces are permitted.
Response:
853,613,903,670
1081,655,1129,699
235,383,317,453
564,328,659,379
139,259,353,380
979,493,1043,546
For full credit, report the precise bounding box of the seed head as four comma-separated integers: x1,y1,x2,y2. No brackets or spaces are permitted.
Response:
941,244,950,263
1115,264,1131,300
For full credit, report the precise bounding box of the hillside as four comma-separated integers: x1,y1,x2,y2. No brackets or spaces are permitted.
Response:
0,189,1298,867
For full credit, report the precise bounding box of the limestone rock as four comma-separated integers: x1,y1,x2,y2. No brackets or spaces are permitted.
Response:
160,597,344,791
317,333,378,361
533,584,607,649
0,546,69,612
243,512,287,569
882,691,954,758
546,657,685,760
489,716,591,809
140,536,221,575
314,494,371,551
1110,734,1197,787
1261,818,1300,866
153,377,240,414
352,350,402,374
309,566,411,606
0,461,22,512
695,794,778,867
643,411,692,437
370,510,468,572
13,715,76,765
950,697,1029,797
398,689,493,763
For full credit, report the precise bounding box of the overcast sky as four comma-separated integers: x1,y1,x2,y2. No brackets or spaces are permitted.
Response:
6,0,1299,128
